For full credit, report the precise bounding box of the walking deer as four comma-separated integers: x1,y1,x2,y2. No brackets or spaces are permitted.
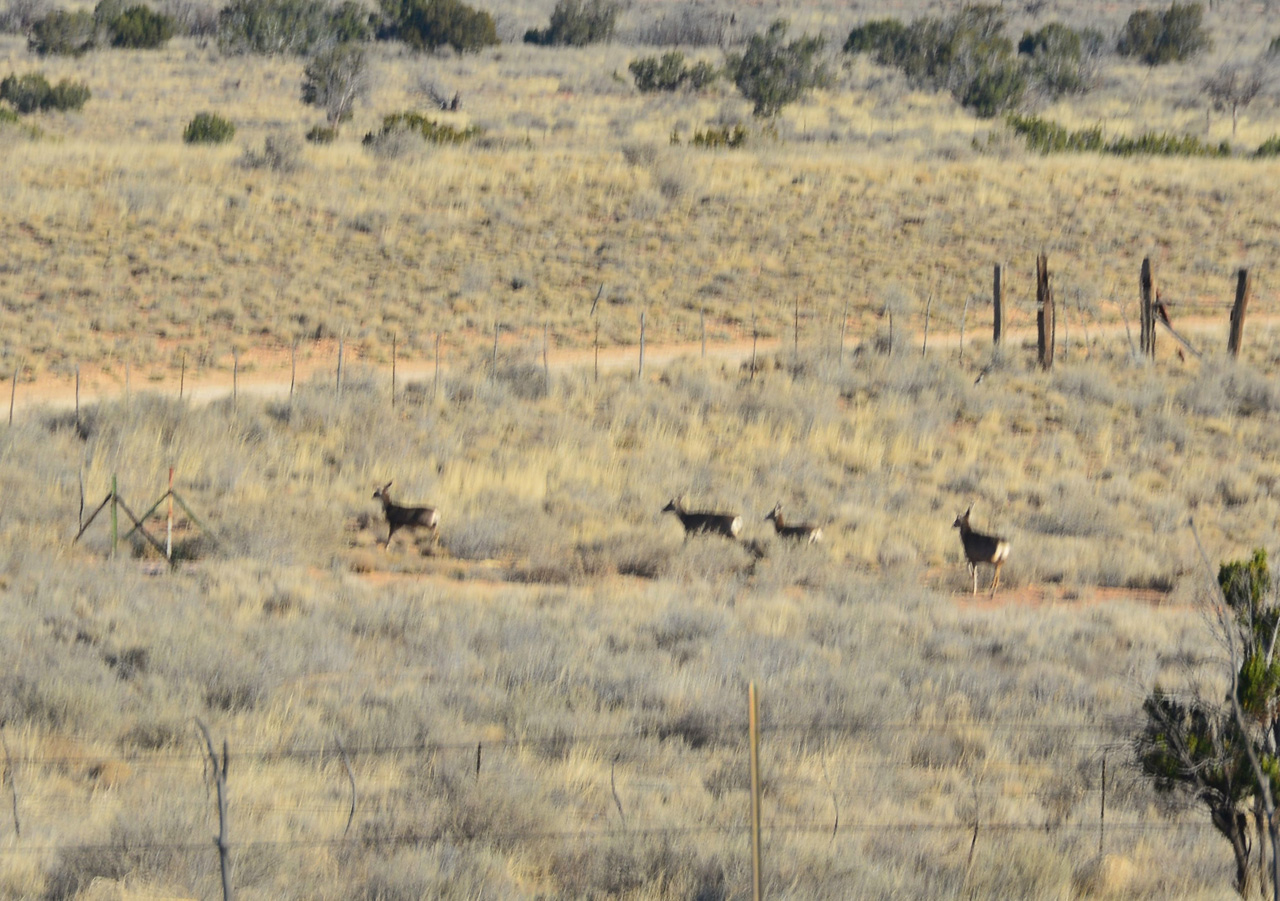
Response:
953,506,1010,595
764,503,822,543
373,481,439,548
662,496,742,540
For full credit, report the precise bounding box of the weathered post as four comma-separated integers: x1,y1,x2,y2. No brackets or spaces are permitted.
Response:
993,264,1004,347
749,682,763,901
1036,254,1054,370
196,721,235,901
1140,258,1155,360
638,312,646,379
110,475,118,558
179,353,186,401
1229,269,1250,358
391,333,397,409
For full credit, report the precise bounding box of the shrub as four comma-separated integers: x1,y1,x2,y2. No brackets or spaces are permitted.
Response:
523,0,618,46
629,51,685,92
28,8,95,55
305,123,337,143
0,0,53,35
1006,113,1230,157
1006,113,1103,153
725,19,828,118
1018,22,1102,97
0,71,90,112
1256,135,1280,157
106,4,175,47
1117,3,1210,65
216,0,331,55
302,41,369,129
328,0,372,41
183,111,235,143
857,6,1027,117
691,124,746,148
241,131,302,170
843,18,907,56
363,110,480,148
0,106,17,124
380,0,498,53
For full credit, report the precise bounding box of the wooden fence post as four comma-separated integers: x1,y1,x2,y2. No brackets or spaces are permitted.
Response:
434,333,441,400
179,353,186,401
110,475,118,558
993,264,1004,347
1099,752,1107,858
749,682,763,901
1229,269,1250,358
391,333,397,409
232,352,239,409
1140,258,1155,360
8,360,17,426
1036,254,1054,370
196,721,235,901
337,337,344,396
638,312,646,379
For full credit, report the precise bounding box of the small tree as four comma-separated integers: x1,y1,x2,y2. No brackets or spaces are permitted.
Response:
524,0,618,46
301,41,369,131
1136,548,1280,898
1018,22,1103,98
1,71,90,112
216,0,331,55
1203,62,1268,138
725,19,828,118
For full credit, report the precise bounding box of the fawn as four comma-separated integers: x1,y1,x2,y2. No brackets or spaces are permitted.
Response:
763,503,822,543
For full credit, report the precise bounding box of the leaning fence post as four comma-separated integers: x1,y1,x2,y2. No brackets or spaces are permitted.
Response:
196,720,235,901
166,467,174,561
1146,254,1157,360
1229,269,1250,358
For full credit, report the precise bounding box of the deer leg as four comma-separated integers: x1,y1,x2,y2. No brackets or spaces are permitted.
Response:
970,563,978,596
989,563,1002,595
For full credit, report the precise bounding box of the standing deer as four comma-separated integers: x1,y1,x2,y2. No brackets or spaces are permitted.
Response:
662,496,742,540
373,481,439,548
953,506,1010,595
764,503,822,543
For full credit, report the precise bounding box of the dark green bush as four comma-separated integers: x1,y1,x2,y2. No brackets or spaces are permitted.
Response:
183,111,235,143
380,0,498,53
363,111,481,146
306,124,338,143
725,19,828,118
1117,3,1210,65
28,9,96,55
1,71,90,112
856,6,1027,117
843,18,907,56
1018,23,1102,97
0,107,18,125
328,0,373,42
1255,135,1280,157
216,0,331,55
0,72,51,112
524,0,618,46
629,52,686,92
107,5,175,48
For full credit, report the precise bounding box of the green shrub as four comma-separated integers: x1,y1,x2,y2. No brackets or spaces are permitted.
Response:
328,0,373,42
362,111,481,148
106,4,175,47
216,0,331,55
1255,135,1280,157
524,0,618,46
0,71,90,112
306,124,338,143
183,111,235,144
0,107,18,125
630,52,686,92
858,6,1027,117
843,18,907,56
1007,113,1230,157
28,9,96,55
241,131,302,171
0,71,51,112
725,19,828,118
380,0,498,53
1117,3,1210,65
1017,23,1102,97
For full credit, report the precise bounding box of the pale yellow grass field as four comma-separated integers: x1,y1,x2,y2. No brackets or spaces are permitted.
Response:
2,1,1280,897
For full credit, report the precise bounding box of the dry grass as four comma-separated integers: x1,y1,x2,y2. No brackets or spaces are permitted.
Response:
3,0,1280,896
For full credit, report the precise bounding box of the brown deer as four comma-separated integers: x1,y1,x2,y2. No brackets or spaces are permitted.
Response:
373,481,439,548
764,503,822,543
662,496,742,540
953,506,1010,595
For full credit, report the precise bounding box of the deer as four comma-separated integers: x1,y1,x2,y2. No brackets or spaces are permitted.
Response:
952,506,1010,596
764,503,822,543
372,481,439,549
662,496,742,540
